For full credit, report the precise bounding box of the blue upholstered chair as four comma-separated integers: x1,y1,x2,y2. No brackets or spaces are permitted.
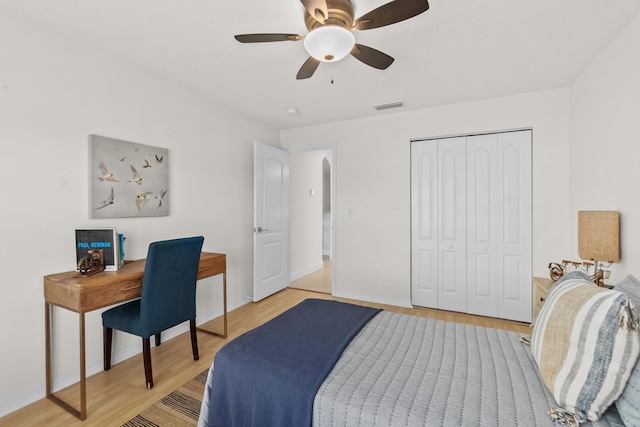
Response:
102,236,204,389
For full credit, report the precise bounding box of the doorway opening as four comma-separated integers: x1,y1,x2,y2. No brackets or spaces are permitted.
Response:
288,148,335,294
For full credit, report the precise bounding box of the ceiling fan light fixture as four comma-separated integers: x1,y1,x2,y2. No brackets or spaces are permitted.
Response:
303,25,355,62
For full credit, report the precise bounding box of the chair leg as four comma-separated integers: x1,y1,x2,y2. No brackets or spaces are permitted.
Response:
103,327,113,371
190,318,199,361
155,332,161,347
142,338,153,389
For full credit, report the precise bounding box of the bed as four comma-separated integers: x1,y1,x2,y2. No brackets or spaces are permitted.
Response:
198,272,640,427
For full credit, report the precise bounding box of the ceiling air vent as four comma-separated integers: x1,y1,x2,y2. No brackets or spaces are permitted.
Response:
374,101,404,111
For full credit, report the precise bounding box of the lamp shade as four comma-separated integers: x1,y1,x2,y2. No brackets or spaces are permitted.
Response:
303,25,355,62
578,211,620,262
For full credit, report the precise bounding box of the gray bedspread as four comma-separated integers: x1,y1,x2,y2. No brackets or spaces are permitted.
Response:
312,311,624,427
200,309,625,427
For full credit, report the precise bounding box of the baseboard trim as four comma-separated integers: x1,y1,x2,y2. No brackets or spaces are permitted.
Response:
333,289,412,308
289,261,324,283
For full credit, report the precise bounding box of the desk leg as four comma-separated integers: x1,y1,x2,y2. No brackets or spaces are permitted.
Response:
79,312,87,419
197,271,228,338
45,303,51,397
44,304,87,420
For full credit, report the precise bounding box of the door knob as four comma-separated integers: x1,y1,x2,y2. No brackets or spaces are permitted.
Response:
253,227,269,233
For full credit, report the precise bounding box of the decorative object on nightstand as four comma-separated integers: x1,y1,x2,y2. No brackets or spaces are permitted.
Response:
578,211,620,287
548,262,565,281
548,259,596,282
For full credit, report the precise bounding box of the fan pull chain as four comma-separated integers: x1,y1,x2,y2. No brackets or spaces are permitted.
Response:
325,65,335,85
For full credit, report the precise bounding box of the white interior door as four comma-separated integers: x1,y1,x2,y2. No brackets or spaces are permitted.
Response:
411,140,439,308
495,130,532,322
466,131,532,321
466,134,500,317
253,142,289,302
411,137,467,311
437,137,467,313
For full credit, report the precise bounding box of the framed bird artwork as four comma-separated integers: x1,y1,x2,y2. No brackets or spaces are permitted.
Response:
89,135,169,218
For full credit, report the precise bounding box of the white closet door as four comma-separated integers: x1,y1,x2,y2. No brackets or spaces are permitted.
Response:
466,134,499,317
437,137,467,313
466,130,532,321
411,141,438,308
496,130,532,322
411,131,531,322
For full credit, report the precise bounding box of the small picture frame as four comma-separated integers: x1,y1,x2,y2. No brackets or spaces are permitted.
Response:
75,228,119,271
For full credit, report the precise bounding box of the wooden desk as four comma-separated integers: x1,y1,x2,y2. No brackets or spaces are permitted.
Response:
44,252,227,420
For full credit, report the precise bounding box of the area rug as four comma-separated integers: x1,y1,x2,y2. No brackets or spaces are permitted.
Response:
122,369,208,427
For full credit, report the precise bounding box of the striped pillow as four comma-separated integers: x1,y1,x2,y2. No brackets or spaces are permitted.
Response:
531,271,640,422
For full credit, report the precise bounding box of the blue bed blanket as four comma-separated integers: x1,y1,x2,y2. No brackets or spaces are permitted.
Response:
208,298,381,427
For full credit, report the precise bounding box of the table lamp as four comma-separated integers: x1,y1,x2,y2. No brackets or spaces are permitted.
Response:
578,211,620,287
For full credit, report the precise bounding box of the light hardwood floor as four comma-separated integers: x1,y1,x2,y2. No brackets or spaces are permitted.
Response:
288,257,332,294
1,288,529,427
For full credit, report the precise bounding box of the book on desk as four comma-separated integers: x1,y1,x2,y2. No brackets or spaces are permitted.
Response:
75,228,120,270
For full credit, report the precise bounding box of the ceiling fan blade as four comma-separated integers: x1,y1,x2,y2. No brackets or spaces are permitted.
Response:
300,0,328,23
234,33,302,43
296,57,321,80
350,44,394,70
354,0,429,31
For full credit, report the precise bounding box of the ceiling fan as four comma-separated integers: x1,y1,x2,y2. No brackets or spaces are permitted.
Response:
234,0,429,80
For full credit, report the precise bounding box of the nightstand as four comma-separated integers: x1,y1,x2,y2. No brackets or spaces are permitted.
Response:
532,277,554,322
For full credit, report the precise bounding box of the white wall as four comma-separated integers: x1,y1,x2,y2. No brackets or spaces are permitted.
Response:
0,11,279,417
282,89,572,307
570,12,640,279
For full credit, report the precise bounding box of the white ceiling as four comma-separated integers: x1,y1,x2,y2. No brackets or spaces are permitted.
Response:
2,0,639,130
